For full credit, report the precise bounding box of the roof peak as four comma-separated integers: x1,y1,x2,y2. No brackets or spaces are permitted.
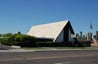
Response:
47,20,69,24
28,20,69,40
32,20,70,27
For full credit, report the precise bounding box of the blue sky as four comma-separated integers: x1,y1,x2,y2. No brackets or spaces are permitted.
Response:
0,0,98,35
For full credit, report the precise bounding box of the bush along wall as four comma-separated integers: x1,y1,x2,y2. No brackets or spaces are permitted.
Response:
0,32,36,47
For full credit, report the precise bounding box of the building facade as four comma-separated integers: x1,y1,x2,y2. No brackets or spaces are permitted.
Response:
87,32,92,41
27,20,76,46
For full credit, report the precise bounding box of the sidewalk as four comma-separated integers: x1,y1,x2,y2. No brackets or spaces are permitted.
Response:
0,49,35,52
0,47,98,52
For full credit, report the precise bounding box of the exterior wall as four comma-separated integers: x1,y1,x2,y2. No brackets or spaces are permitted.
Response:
55,30,64,43
96,31,98,40
68,29,75,44
55,29,74,43
64,27,68,42
69,29,72,42
87,32,92,41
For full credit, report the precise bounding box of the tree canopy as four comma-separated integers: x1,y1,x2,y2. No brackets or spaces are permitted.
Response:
0,32,36,47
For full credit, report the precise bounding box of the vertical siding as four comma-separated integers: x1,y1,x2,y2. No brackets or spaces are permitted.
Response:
55,30,64,43
69,29,75,44
69,29,72,42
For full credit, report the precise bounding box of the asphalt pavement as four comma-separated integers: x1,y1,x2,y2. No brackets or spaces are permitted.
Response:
0,50,98,64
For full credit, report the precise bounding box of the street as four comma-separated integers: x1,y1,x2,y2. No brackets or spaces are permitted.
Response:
0,50,98,64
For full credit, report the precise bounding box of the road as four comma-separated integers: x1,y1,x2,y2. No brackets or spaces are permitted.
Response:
0,50,98,64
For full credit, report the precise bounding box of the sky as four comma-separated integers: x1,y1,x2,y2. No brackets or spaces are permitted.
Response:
0,0,98,35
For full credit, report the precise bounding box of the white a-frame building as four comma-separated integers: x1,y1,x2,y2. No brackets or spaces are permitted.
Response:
27,20,75,44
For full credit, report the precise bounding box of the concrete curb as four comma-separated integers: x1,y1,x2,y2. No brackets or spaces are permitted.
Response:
0,48,98,52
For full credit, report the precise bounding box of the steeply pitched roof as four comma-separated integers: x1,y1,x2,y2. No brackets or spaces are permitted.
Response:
27,20,71,41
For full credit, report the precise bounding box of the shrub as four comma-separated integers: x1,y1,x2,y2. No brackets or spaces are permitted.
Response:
0,33,36,47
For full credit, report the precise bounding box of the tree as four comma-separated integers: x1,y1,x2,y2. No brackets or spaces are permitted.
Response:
15,34,36,47
76,33,80,39
93,35,96,39
17,32,21,35
82,35,87,40
0,34,2,37
3,33,13,37
0,32,36,47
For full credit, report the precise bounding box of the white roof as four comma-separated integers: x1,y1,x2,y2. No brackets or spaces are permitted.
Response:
27,20,69,41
